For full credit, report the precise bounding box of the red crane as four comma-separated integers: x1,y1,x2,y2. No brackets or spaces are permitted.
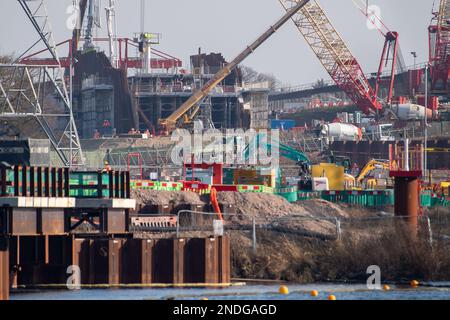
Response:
429,0,450,92
352,0,402,105
278,0,402,114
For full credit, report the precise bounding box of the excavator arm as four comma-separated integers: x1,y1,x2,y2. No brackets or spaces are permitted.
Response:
355,159,390,184
244,133,310,165
159,0,311,133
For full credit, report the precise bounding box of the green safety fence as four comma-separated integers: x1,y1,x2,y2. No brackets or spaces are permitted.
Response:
443,198,450,207
297,191,321,201
317,190,449,209
275,186,298,203
320,190,395,208
420,191,446,208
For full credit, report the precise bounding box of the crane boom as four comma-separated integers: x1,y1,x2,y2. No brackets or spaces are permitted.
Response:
278,0,382,114
355,159,390,184
160,0,311,132
429,0,450,92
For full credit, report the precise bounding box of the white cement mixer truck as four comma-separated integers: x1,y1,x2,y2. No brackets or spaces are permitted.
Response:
320,123,362,144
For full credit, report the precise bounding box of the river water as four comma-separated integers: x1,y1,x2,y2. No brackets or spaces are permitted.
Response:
9,283,450,300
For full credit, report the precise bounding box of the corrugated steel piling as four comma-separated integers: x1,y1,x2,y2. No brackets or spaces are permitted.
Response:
0,165,231,300
0,237,9,301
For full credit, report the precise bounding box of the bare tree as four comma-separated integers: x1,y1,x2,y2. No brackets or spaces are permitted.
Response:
313,78,326,89
240,65,280,90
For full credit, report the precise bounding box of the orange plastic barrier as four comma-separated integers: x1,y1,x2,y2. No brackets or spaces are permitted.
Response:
210,187,224,221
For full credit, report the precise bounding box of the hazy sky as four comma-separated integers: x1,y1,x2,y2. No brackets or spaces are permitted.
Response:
0,0,436,86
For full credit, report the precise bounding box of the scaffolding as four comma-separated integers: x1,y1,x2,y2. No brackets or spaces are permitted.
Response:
0,0,84,166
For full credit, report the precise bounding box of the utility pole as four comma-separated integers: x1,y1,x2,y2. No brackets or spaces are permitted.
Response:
140,0,145,33
410,52,417,69
70,53,74,168
424,64,429,180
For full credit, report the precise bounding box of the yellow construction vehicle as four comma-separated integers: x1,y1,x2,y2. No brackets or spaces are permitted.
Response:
441,181,450,196
354,159,392,190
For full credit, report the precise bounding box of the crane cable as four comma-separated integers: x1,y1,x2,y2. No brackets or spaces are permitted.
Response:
351,0,406,73
351,0,390,37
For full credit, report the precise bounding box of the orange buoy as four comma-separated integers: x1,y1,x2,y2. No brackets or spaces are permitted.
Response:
279,286,289,295
410,280,420,288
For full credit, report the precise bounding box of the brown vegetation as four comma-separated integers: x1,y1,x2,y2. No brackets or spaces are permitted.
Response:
133,189,450,282
232,207,450,283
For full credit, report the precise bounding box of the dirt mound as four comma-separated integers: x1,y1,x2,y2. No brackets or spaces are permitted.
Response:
132,190,203,206
217,192,310,218
216,192,337,234
133,189,348,220
132,189,342,237
299,199,349,219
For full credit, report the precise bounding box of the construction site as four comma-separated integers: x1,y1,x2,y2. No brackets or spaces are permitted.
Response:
1,0,450,301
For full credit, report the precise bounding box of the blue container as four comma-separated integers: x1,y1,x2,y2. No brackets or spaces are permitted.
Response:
270,119,296,130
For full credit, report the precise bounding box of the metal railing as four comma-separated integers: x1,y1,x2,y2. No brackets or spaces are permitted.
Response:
273,62,429,94
133,84,237,95
176,210,228,237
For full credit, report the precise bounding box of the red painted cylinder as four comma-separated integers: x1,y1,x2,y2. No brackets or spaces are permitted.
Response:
392,171,421,236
